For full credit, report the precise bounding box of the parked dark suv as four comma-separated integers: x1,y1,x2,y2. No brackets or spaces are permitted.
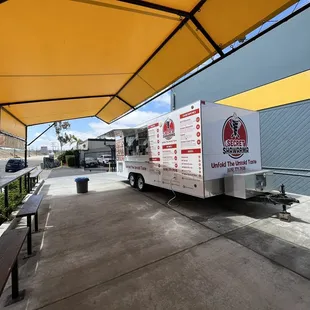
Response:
84,157,98,168
5,158,25,172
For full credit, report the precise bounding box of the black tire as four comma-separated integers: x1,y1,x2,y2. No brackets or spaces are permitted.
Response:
129,173,136,188
136,174,146,191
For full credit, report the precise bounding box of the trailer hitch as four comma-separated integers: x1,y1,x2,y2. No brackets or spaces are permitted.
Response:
250,184,299,222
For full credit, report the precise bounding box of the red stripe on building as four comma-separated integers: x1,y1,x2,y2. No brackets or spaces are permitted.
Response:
148,123,159,129
162,144,177,149
150,157,160,162
180,108,200,119
181,148,201,154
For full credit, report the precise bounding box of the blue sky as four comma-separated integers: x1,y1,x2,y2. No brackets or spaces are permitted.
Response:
27,0,309,150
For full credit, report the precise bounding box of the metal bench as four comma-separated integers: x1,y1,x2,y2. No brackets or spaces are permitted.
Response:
30,169,43,189
16,194,43,257
0,228,29,306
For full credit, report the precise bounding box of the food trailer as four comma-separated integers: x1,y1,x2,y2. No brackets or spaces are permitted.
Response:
104,101,298,220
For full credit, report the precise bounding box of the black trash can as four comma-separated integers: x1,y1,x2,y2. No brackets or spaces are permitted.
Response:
75,177,89,193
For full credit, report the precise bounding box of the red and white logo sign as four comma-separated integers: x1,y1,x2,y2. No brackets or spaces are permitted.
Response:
163,118,175,140
222,113,249,159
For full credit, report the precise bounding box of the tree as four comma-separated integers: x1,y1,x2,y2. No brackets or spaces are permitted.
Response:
70,135,83,150
54,121,72,151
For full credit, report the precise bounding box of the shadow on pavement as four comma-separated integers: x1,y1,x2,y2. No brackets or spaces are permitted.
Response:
48,167,103,179
227,225,310,279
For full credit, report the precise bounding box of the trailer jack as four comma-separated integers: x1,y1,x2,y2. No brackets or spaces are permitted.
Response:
250,184,300,222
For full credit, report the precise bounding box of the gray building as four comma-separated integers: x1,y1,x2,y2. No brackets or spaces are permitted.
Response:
171,8,310,195
79,138,115,162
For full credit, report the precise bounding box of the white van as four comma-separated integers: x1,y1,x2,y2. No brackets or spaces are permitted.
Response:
97,154,112,166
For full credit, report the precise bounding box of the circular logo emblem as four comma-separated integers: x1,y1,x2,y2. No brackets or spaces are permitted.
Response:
163,118,175,140
222,113,249,159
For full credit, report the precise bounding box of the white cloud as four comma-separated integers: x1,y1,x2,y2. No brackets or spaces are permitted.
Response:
66,130,96,141
136,91,171,109
30,135,59,150
89,109,163,136
151,92,171,107
29,109,164,150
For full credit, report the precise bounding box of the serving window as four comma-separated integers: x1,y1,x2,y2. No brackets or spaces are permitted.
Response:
124,128,149,157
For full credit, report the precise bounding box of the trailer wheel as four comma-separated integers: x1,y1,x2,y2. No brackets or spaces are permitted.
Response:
137,174,145,191
129,173,136,188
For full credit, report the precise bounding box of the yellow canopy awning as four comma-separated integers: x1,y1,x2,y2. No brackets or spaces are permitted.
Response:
0,0,300,139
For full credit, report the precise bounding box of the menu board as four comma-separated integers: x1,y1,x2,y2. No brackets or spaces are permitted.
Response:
115,138,124,161
179,108,202,181
146,101,204,197
161,118,180,186
147,122,161,176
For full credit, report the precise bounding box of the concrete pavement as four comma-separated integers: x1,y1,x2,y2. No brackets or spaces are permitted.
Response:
1,170,310,309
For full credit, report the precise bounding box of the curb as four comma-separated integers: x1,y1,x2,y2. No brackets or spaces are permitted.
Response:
33,179,45,195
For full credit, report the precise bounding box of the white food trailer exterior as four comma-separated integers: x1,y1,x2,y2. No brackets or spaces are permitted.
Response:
105,101,277,200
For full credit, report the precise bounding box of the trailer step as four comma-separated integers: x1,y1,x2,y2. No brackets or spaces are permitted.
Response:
278,211,292,222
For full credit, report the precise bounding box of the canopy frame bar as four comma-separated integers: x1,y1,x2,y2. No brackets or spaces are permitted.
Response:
96,0,214,117
26,114,98,127
116,96,135,110
25,126,27,167
191,16,224,56
119,0,223,56
27,123,55,146
107,2,310,124
1,106,26,127
96,16,189,116
118,0,190,18
0,0,305,128
0,94,113,107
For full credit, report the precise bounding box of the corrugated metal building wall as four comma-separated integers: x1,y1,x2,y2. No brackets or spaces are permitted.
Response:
260,101,310,195
171,8,310,195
